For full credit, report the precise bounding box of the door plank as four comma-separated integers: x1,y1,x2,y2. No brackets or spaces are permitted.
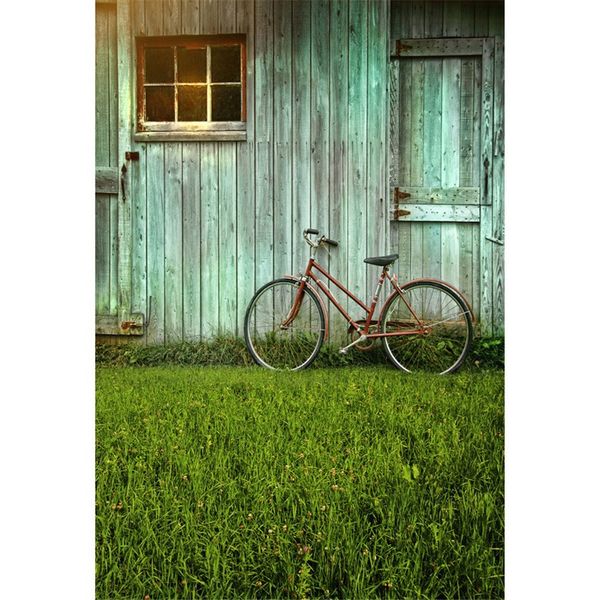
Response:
392,37,485,57
390,204,480,222
391,186,479,204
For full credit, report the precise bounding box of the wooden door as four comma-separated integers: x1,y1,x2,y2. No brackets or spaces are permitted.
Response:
95,2,119,318
389,38,495,332
95,0,142,336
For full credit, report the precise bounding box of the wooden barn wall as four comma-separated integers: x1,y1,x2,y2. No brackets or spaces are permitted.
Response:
389,0,504,335
125,0,389,344
95,3,119,318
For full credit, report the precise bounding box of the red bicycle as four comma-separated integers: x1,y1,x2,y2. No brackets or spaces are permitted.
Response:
244,228,474,373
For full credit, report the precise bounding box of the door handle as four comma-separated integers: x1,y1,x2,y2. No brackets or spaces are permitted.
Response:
483,157,490,200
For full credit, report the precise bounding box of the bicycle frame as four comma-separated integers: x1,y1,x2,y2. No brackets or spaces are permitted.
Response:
285,257,426,340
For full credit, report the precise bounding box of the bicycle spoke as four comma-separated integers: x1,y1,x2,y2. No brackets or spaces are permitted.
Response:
382,282,472,374
245,280,325,370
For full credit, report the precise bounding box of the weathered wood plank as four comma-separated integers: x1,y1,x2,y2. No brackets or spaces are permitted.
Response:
109,194,119,315
479,37,495,335
366,0,388,305
273,0,292,285
348,0,368,300
390,204,480,222
422,0,443,281
292,0,311,276
96,195,112,314
474,0,489,37
460,58,475,187
179,0,200,340
480,38,494,206
181,0,200,35
311,0,330,275
200,0,218,34
329,0,349,321
117,0,134,322
132,0,145,34
164,143,183,342
163,0,180,35
200,143,219,339
96,167,119,194
443,2,461,36
458,222,474,309
439,0,462,290
254,0,273,290
107,6,118,167
424,0,444,40
144,0,163,35
146,143,165,343
96,6,110,168
218,143,237,334
218,0,236,33
392,37,485,57
392,186,479,204
130,145,147,334
490,2,505,335
236,0,255,330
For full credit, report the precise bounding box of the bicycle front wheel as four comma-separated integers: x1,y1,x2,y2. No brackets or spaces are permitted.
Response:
244,278,325,370
381,281,473,374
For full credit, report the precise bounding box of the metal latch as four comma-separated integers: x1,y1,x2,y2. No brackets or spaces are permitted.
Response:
485,236,504,246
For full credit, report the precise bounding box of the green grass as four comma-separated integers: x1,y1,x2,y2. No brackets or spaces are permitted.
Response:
96,366,504,599
95,335,504,370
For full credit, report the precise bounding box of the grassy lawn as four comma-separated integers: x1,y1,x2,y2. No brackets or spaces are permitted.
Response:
96,366,503,599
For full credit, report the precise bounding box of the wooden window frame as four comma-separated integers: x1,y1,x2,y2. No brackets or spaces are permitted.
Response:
135,34,247,142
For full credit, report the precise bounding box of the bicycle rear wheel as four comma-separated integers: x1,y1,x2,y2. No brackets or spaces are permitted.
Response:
381,280,473,374
244,278,325,370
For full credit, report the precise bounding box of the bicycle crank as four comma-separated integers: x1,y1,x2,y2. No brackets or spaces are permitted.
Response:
347,321,378,351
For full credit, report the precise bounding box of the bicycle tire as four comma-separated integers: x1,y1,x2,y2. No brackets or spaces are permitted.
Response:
244,278,325,370
381,280,473,374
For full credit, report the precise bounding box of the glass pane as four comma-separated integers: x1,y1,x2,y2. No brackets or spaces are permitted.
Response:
177,47,207,83
211,84,241,121
145,47,175,83
178,86,207,121
211,45,241,83
146,86,175,121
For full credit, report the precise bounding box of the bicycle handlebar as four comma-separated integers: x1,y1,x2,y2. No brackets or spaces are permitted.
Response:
304,229,339,248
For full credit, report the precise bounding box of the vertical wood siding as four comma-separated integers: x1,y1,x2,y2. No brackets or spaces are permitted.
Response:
124,0,390,344
98,0,503,343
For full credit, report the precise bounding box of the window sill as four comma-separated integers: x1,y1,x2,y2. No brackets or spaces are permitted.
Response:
134,130,246,142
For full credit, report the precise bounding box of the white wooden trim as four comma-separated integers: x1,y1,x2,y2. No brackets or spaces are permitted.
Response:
134,130,247,142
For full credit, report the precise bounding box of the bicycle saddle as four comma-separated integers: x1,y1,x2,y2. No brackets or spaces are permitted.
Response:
363,254,399,267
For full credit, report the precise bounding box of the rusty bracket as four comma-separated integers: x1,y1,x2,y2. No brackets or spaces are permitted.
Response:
395,41,413,55
121,320,143,331
125,151,140,161
393,209,411,219
394,188,411,202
